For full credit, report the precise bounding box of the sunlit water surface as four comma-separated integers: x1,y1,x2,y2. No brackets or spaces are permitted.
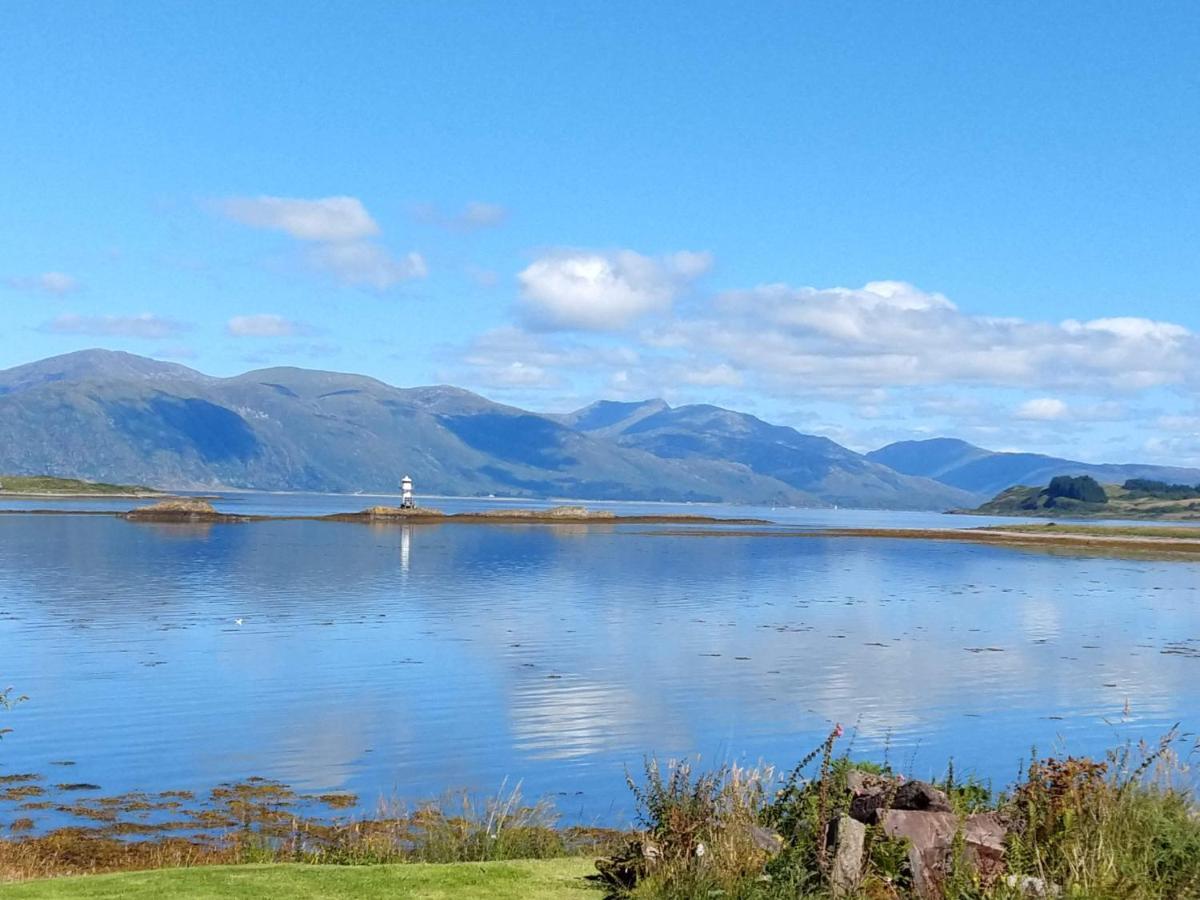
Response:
1,495,1198,825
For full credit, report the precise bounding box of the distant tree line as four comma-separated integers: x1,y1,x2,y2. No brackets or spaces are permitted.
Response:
1045,475,1108,504
1122,478,1200,500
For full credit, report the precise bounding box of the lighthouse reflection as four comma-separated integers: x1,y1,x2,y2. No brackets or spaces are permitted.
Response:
399,525,411,575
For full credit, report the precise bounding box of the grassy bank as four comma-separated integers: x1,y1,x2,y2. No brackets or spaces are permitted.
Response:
3,730,1198,898
980,522,1200,539
0,859,600,899
0,476,160,497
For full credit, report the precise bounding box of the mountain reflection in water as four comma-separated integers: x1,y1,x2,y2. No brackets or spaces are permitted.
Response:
1,500,1197,824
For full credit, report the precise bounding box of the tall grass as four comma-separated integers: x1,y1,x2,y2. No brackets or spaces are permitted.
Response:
618,729,1200,899
1004,731,1200,899
3,727,1198,897
619,758,779,899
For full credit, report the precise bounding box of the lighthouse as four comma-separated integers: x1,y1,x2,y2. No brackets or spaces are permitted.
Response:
401,475,414,509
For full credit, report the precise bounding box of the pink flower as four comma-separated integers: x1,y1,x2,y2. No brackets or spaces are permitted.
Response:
833,723,844,739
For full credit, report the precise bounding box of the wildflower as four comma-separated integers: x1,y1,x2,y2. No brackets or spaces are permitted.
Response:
833,723,844,739
695,841,706,857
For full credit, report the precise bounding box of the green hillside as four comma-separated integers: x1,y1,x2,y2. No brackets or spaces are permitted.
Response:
966,475,1200,520
0,475,161,496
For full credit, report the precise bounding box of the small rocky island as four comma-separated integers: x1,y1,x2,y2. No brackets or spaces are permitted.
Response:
122,499,243,522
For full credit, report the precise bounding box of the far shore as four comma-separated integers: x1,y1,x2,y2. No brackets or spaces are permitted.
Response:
4,500,1200,556
650,523,1200,556
0,491,172,500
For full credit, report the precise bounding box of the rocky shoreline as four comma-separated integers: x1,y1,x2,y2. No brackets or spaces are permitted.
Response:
111,499,772,527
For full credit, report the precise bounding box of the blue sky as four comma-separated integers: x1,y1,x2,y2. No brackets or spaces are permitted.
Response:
3,2,1199,462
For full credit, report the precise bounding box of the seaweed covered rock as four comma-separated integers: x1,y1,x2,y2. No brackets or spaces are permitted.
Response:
123,498,225,522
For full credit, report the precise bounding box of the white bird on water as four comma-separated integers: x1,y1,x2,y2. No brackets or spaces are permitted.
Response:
234,618,243,626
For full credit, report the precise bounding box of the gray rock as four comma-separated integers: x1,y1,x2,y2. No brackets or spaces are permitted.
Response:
830,814,866,897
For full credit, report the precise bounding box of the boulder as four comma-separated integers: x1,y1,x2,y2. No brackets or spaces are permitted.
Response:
892,781,953,813
846,773,951,824
878,810,1007,899
830,814,866,897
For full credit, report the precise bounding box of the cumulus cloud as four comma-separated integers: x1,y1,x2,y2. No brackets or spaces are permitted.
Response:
518,249,712,331
658,280,1195,392
6,271,80,295
218,196,379,242
414,201,508,231
216,194,426,290
226,314,310,338
453,279,1198,434
1016,397,1069,421
42,313,190,339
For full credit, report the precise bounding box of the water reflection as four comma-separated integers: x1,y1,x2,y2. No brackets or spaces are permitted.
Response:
0,513,1198,824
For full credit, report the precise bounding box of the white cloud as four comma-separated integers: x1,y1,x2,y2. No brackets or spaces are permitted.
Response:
453,279,1199,432
227,314,309,338
518,248,712,331
661,281,1195,392
215,195,426,290
6,271,80,295
1065,317,1190,341
42,313,189,339
1015,397,1069,421
218,196,379,242
307,243,427,289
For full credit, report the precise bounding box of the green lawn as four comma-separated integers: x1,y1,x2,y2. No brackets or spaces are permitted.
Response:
0,859,603,899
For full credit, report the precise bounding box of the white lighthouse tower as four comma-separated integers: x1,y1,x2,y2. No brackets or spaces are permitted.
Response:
401,475,414,509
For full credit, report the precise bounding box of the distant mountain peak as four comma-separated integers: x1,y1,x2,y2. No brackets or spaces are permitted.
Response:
869,436,1200,496
0,348,205,395
560,398,671,435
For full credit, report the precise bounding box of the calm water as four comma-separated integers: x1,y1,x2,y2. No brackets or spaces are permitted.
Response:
1,498,1198,825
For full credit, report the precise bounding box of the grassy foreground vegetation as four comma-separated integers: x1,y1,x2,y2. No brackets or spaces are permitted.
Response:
606,731,1200,899
0,859,600,899
3,730,1198,898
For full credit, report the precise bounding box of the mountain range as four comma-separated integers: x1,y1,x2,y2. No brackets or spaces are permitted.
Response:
1,350,1194,510
867,438,1200,497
